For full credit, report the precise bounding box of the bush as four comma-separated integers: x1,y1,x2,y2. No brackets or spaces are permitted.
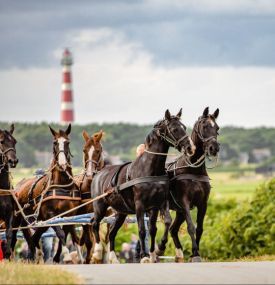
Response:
200,178,275,260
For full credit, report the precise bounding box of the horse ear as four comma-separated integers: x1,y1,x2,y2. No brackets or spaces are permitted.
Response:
176,108,182,118
165,109,171,121
213,108,219,119
97,130,104,141
10,123,15,134
203,107,209,118
49,125,57,137
82,130,90,142
65,124,71,136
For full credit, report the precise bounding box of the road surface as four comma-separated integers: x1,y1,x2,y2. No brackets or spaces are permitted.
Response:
61,261,275,284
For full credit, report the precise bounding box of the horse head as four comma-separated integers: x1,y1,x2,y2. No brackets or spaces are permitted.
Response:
0,124,18,168
49,124,72,172
82,130,104,179
151,108,195,156
193,107,220,156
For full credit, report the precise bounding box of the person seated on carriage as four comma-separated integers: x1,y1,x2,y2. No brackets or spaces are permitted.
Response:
136,144,145,157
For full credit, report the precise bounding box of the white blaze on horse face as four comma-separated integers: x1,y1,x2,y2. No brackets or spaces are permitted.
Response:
86,145,95,176
57,137,67,167
208,118,215,127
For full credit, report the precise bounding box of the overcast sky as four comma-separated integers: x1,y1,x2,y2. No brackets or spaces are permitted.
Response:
0,0,274,127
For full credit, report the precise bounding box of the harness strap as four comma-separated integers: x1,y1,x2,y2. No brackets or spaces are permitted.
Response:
170,173,210,183
116,175,169,192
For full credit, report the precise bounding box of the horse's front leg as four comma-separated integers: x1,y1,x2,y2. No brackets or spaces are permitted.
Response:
183,199,200,262
91,201,108,263
108,213,127,264
136,202,149,263
170,211,185,262
195,202,207,260
52,226,73,264
4,213,13,260
147,209,158,263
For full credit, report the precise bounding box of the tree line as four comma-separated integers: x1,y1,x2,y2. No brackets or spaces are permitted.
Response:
0,122,274,168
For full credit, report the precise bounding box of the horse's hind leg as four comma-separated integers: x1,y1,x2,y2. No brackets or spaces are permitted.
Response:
22,228,36,261
148,209,158,263
82,225,94,264
108,213,127,264
32,226,49,263
156,203,172,256
170,211,185,262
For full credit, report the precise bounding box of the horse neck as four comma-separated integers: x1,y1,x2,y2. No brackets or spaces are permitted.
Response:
138,135,169,176
0,157,10,189
81,175,92,193
50,161,73,186
177,130,207,175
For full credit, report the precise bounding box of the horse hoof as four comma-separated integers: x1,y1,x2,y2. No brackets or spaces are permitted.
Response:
149,252,157,263
175,256,184,263
108,251,120,264
191,256,202,262
155,245,165,256
140,257,150,263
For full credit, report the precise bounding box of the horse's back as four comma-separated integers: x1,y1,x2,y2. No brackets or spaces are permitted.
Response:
15,176,47,205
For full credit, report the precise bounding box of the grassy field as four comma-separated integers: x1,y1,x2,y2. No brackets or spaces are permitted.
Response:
208,171,266,200
0,262,82,284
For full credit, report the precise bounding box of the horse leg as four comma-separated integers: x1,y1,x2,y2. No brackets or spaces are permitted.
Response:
195,203,207,260
70,225,84,264
183,201,200,262
156,203,172,256
82,225,94,264
136,203,149,263
91,203,108,263
22,228,36,262
32,227,49,263
53,226,69,264
11,214,22,259
108,213,127,264
4,213,13,260
170,211,185,262
148,209,158,263
52,226,72,264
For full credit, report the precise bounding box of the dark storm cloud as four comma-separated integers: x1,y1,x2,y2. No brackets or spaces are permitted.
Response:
1,0,275,69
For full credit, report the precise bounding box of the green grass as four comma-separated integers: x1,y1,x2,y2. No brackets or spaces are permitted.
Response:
0,262,82,284
209,171,265,200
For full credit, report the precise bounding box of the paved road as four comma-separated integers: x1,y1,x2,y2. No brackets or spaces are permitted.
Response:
61,261,275,284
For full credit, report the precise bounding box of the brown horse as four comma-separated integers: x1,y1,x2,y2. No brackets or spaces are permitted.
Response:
54,130,105,264
0,124,19,259
12,124,80,262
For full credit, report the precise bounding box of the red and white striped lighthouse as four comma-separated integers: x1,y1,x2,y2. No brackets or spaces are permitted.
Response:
60,48,74,125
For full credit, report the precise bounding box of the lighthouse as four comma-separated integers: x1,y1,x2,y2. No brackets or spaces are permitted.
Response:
60,48,74,125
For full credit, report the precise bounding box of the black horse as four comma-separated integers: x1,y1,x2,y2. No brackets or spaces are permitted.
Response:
0,124,19,259
157,107,220,262
91,109,195,263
